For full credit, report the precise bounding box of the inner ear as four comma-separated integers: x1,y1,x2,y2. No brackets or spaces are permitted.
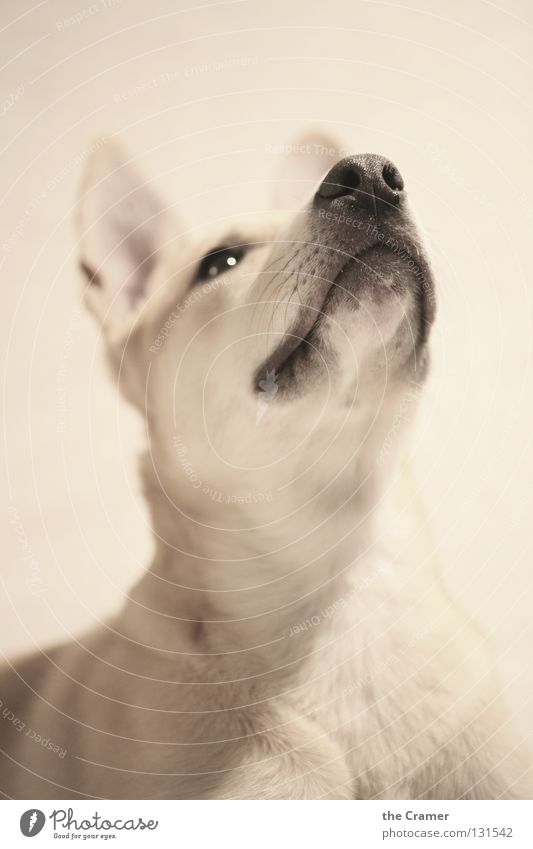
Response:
77,138,177,329
272,131,343,210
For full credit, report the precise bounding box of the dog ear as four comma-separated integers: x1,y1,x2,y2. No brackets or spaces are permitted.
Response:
272,131,342,209
77,139,174,331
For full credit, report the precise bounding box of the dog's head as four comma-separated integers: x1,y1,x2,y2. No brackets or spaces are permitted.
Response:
77,134,435,537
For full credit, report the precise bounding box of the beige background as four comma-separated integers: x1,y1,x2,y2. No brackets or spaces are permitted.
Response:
1,0,532,740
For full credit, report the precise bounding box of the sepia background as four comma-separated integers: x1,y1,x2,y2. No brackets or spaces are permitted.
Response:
1,0,532,741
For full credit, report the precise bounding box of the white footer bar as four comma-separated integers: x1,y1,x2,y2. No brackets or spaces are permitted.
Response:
1,799,532,847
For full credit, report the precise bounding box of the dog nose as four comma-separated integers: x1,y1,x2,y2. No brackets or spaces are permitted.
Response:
315,154,404,215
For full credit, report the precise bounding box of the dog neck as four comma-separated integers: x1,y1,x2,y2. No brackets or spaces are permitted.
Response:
119,448,420,677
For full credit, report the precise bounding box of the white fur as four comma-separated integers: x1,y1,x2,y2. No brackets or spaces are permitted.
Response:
0,134,530,800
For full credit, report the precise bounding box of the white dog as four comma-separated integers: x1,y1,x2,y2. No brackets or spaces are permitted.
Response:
1,133,530,799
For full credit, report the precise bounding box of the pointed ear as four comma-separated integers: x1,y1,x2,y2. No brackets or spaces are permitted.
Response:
272,131,343,210
76,138,175,330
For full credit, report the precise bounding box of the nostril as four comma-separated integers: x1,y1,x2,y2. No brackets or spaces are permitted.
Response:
340,168,361,192
382,163,404,192
318,166,361,199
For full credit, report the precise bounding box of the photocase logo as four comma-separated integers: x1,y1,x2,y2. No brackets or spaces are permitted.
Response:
20,809,45,837
256,368,278,424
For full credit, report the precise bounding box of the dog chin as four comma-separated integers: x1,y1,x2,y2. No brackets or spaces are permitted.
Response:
335,244,410,298
264,249,425,396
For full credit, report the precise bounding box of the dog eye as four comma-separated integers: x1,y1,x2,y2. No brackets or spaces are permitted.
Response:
195,246,245,283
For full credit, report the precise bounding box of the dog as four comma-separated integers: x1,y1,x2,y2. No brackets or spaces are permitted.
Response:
1,132,531,800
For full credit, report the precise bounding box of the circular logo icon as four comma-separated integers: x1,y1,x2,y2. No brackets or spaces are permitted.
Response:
20,809,46,837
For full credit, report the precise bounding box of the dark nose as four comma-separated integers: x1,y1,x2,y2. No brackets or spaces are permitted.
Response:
315,154,404,215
